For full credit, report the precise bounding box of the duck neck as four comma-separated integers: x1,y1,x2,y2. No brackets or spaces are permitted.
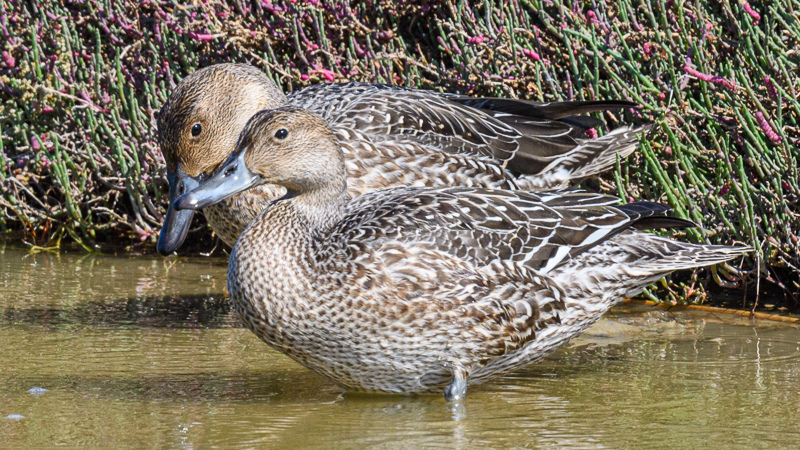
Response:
284,176,348,234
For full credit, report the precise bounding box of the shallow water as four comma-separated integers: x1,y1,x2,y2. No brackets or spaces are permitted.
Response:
1,243,799,448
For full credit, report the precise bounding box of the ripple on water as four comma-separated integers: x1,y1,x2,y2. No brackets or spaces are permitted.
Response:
2,244,800,448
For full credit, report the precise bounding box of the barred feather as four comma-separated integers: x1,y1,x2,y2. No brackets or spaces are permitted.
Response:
160,65,645,248
206,108,750,396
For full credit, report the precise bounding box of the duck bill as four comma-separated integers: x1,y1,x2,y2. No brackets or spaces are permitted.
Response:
174,152,260,211
156,171,203,255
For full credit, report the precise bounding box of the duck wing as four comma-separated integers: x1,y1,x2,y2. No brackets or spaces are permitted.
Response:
289,83,642,180
336,188,687,275
444,97,638,134
319,188,688,365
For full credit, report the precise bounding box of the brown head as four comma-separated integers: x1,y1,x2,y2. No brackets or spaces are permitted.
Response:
174,107,346,219
157,63,287,176
156,63,287,255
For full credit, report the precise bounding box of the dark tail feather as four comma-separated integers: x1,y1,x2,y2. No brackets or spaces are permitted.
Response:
617,201,671,217
631,217,697,230
616,202,697,230
557,115,606,133
447,98,639,120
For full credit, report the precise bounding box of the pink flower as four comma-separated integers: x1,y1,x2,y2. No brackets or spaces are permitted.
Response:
755,111,781,144
301,74,309,81
522,48,540,61
31,136,41,151
319,69,336,81
2,51,15,68
188,32,214,41
643,42,653,57
261,1,283,13
683,64,737,91
467,36,484,45
764,76,779,101
585,128,598,139
42,106,54,114
742,3,760,24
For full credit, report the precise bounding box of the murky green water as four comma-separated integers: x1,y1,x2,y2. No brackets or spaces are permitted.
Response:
1,242,799,448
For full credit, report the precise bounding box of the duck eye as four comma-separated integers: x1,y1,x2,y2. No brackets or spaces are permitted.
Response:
191,123,202,137
274,128,288,140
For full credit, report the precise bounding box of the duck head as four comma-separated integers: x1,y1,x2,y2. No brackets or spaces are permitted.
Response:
174,107,345,212
156,63,288,255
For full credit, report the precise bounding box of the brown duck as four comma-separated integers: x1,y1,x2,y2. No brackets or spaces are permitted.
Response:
156,63,646,254
174,107,748,400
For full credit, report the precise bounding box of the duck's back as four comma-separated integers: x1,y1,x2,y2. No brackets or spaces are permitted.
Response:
205,84,644,248
288,83,644,192
228,187,721,394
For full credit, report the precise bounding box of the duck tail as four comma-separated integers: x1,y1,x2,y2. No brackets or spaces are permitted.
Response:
552,233,750,324
449,97,638,126
620,236,751,275
515,125,649,191
565,125,651,180
616,240,750,306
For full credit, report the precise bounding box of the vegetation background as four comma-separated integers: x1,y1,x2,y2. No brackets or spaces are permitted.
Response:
1,0,797,304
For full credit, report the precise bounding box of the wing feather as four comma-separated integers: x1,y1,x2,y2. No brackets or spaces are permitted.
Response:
334,188,684,275
289,83,643,181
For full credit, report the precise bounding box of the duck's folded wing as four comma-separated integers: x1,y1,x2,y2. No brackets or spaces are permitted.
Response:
289,83,641,177
444,97,637,132
332,188,694,360
338,188,690,275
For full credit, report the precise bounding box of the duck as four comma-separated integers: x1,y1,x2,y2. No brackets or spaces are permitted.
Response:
156,63,647,254
173,107,749,400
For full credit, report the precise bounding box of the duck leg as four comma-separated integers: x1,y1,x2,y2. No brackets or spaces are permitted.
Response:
444,367,468,401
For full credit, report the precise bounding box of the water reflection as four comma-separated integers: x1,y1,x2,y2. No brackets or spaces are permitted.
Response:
2,243,800,448
1,241,233,328
1,294,233,328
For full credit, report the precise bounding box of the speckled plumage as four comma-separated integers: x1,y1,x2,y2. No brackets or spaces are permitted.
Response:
177,108,749,397
158,63,646,249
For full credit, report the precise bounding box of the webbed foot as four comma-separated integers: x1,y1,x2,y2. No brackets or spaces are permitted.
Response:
444,376,467,401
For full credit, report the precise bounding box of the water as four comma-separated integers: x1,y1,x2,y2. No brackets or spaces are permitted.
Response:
1,242,799,448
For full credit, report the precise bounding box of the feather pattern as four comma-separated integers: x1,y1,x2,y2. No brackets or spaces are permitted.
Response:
289,82,643,178
190,107,752,397
208,78,644,246
158,65,645,249
229,184,748,396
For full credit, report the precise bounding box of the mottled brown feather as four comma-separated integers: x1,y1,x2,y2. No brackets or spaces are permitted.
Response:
158,64,645,248
197,108,750,396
